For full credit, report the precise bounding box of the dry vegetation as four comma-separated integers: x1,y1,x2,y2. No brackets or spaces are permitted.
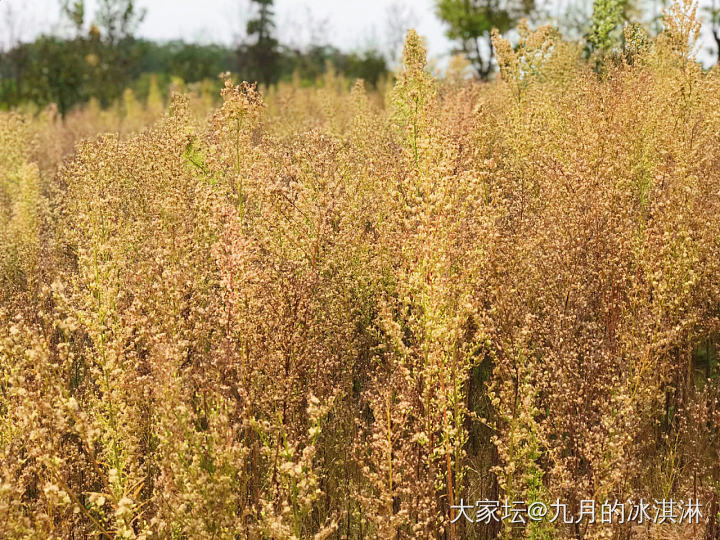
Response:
2,1,720,538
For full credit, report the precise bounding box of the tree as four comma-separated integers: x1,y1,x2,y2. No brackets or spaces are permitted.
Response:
0,1,28,105
243,0,279,86
435,0,535,79
95,0,146,45
60,0,86,36
92,1,146,105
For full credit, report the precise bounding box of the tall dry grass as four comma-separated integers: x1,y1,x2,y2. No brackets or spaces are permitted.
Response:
2,2,720,538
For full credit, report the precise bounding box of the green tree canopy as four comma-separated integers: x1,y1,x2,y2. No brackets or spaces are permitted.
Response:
435,0,535,78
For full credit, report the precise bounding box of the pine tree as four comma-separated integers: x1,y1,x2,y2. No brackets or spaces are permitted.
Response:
244,0,279,86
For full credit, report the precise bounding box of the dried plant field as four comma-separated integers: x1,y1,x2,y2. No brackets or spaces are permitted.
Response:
3,3,720,539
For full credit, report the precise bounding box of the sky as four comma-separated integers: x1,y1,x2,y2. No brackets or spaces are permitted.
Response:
1,0,718,66
0,0,454,63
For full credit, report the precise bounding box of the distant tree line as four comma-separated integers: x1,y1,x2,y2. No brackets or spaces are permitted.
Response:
0,0,387,115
